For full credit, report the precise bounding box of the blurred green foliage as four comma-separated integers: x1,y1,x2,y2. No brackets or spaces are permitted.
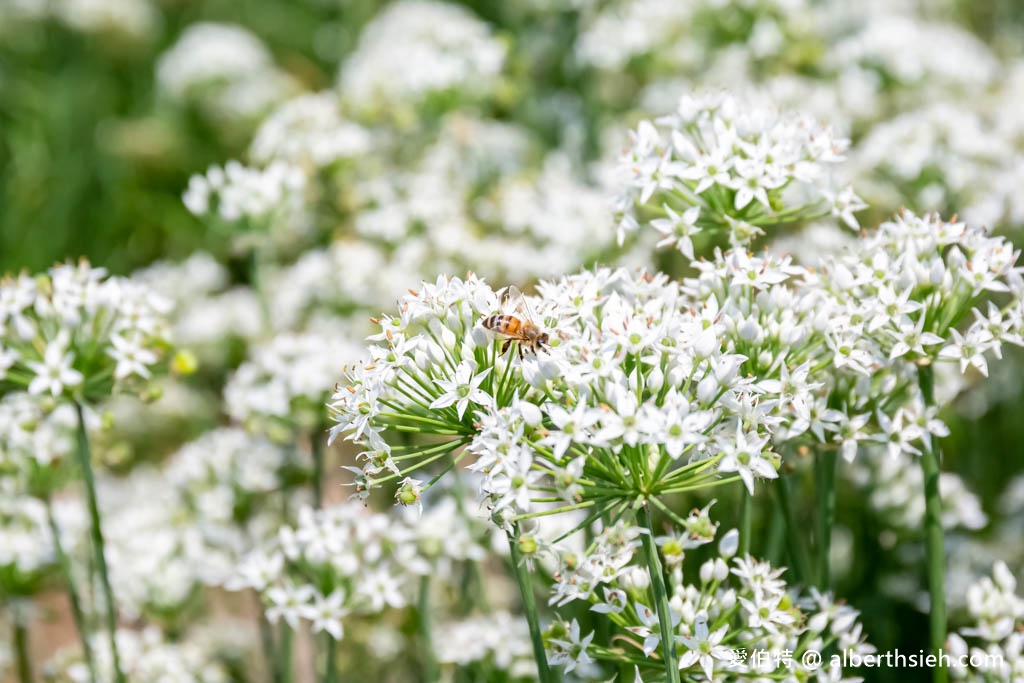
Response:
0,0,382,275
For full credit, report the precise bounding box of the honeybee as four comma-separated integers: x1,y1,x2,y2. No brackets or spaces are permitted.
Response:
481,285,550,358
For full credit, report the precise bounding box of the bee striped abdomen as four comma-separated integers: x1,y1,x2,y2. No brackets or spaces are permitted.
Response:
483,314,523,335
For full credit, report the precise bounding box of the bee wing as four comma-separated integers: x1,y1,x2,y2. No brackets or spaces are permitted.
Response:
502,285,537,324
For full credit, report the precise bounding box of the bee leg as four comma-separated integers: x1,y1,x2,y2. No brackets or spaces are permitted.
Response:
501,340,511,356
518,345,524,361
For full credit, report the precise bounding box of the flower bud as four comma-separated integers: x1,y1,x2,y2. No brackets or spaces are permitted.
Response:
171,349,199,375
699,559,714,584
719,528,739,559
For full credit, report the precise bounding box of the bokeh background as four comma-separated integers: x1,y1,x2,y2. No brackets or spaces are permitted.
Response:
3,1,1024,681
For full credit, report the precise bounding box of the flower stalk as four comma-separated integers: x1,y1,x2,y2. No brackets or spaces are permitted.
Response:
508,524,555,683
918,364,948,683
639,503,681,683
322,633,338,683
44,493,98,683
815,451,837,589
738,489,752,557
13,602,32,683
279,625,294,683
418,575,439,683
256,597,278,683
774,475,811,586
312,427,325,508
73,402,126,683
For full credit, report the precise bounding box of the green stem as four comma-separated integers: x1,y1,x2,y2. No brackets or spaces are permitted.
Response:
765,500,786,566
815,451,837,590
419,575,439,683
248,246,271,334
638,504,681,683
280,625,294,683
44,494,98,683
13,603,32,683
451,467,490,614
775,474,812,585
738,489,752,557
73,402,125,683
255,594,278,683
311,427,325,509
507,524,555,683
323,633,337,683
918,365,948,683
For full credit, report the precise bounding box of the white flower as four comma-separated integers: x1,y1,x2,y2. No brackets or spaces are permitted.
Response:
250,92,372,168
822,185,868,230
0,345,19,379
225,551,285,592
265,582,315,629
26,335,83,397
717,427,777,495
156,22,294,121
299,590,349,640
939,328,993,376
429,363,492,419
651,205,702,258
108,333,158,380
547,619,595,673
677,614,733,679
628,603,681,657
338,0,505,111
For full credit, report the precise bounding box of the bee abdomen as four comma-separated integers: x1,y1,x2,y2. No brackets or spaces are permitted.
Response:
482,314,521,334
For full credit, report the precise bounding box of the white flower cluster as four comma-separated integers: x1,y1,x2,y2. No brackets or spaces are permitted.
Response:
0,0,157,40
434,611,535,678
615,92,862,249
136,253,262,356
156,22,296,123
817,211,1024,379
182,160,309,246
249,92,373,169
70,429,294,620
851,103,1005,214
0,261,171,402
227,503,430,640
0,394,76,471
828,14,998,94
184,89,615,291
338,0,505,115
224,333,361,435
264,241,420,334
575,0,696,72
546,529,874,680
847,73,1024,233
947,562,1024,681
45,626,228,683
99,469,207,619
343,114,615,282
0,491,55,580
403,495,488,573
850,452,988,534
165,428,293,585
576,0,816,76
330,268,792,525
